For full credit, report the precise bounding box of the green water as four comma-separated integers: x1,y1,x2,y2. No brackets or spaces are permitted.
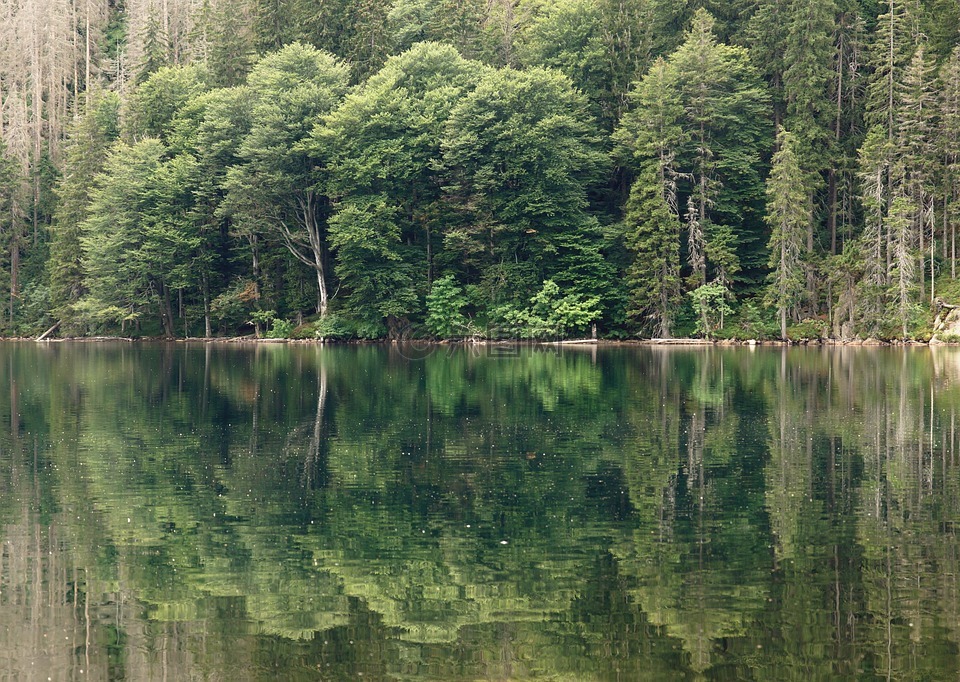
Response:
2,342,960,679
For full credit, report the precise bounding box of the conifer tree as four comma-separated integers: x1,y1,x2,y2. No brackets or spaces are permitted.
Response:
939,47,960,279
48,92,121,329
894,45,936,301
856,127,891,335
623,164,681,337
764,128,808,339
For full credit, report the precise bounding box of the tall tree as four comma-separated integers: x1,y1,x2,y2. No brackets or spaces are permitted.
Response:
441,66,610,309
894,45,936,302
764,128,808,340
224,43,350,317
623,164,682,337
670,9,770,288
939,46,960,280
48,91,121,330
319,43,485,329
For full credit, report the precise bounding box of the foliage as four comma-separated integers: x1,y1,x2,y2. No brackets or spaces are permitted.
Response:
266,317,295,338
787,318,829,341
425,274,470,338
504,279,600,339
688,281,733,339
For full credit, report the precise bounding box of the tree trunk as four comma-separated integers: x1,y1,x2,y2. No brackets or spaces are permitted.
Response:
203,273,212,337
160,281,175,337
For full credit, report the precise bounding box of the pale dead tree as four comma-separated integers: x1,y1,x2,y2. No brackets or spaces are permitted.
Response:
123,0,206,78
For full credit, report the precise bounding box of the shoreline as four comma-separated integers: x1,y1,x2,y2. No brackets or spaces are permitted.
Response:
12,335,953,346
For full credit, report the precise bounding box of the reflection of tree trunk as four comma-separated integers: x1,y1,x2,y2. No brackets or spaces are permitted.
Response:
202,343,211,418
202,274,211,338
304,353,328,488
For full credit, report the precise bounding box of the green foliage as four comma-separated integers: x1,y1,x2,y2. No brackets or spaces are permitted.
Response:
688,281,733,339
721,300,779,341
266,317,295,338
786,318,828,341
211,279,259,333
623,164,681,337
425,274,470,338
49,91,122,329
12,1,960,341
441,66,609,307
764,128,809,339
126,65,209,142
504,279,600,339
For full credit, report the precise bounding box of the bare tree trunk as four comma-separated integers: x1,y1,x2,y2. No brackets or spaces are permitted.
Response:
203,273,211,337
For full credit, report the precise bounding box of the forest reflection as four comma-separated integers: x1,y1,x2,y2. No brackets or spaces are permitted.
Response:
1,343,960,679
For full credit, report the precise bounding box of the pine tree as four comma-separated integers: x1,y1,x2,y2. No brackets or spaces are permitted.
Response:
887,194,917,339
48,91,121,330
865,0,915,137
856,127,891,335
939,47,960,280
668,8,770,288
764,129,808,339
894,45,936,302
623,163,681,337
782,0,837,312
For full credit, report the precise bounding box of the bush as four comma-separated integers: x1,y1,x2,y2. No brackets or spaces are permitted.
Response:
504,280,600,339
787,318,828,341
266,317,295,339
718,300,779,341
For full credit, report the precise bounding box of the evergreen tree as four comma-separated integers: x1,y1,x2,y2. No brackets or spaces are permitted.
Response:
48,91,121,331
887,194,917,339
939,46,960,280
623,163,681,337
865,0,915,137
764,128,808,340
670,9,770,288
894,44,936,302
856,126,891,335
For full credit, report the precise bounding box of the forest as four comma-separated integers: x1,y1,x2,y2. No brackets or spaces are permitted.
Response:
0,0,958,340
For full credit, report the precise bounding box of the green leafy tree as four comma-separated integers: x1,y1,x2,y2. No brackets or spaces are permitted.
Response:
506,279,600,339
689,281,732,338
126,65,209,143
425,274,469,338
224,43,350,318
326,196,417,330
441,66,610,309
319,43,485,326
516,0,614,128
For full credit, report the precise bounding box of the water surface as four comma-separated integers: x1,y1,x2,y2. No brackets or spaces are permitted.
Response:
1,342,959,679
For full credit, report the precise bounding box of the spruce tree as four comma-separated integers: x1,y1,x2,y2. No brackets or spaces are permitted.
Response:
939,47,960,279
623,163,681,337
48,91,121,331
765,129,808,339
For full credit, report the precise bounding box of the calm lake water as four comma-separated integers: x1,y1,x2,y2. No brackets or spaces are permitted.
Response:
2,342,960,679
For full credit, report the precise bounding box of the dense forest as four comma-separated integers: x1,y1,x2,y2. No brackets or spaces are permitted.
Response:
0,0,958,340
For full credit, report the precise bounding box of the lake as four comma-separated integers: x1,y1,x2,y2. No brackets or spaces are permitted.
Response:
1,342,959,679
